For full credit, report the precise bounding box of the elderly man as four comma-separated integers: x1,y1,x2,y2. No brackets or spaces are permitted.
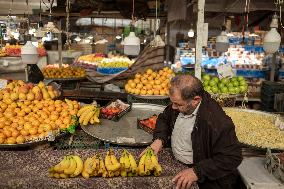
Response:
141,74,242,189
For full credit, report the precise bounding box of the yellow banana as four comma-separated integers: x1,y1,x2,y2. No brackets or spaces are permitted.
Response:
83,111,95,126
54,156,71,173
53,156,66,172
144,152,153,175
123,152,131,171
108,171,114,177
119,155,125,169
149,148,162,176
53,173,60,179
138,153,147,176
153,164,162,176
79,109,90,124
151,154,159,168
92,157,100,172
63,157,77,175
109,150,121,171
105,152,120,172
120,170,127,177
99,157,107,177
84,157,94,175
59,173,68,179
127,151,138,174
95,107,100,117
90,117,95,124
70,155,84,177
93,115,100,123
77,105,94,117
82,171,90,179
104,151,111,169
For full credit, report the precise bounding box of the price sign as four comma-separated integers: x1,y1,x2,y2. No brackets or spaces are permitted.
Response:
217,63,235,79
0,79,7,89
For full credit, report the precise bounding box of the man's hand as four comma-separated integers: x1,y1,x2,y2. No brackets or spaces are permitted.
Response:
139,139,163,157
172,168,198,189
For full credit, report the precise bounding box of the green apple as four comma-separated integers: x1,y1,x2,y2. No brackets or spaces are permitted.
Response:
234,87,240,94
221,78,230,85
211,86,219,94
227,82,234,88
218,82,225,89
209,80,217,87
212,77,219,84
233,81,239,87
203,80,209,86
228,87,235,94
231,77,238,82
239,85,248,93
237,76,245,82
204,86,211,91
202,74,211,81
239,80,247,86
220,86,229,94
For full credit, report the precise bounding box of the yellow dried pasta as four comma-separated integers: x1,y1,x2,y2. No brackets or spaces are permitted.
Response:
224,109,284,149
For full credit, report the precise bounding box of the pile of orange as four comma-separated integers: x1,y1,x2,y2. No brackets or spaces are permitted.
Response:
0,99,79,144
43,66,86,79
124,67,174,96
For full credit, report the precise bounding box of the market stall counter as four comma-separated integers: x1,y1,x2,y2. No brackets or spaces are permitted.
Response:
0,148,198,189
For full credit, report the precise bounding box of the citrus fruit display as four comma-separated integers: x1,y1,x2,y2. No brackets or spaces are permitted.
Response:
0,98,80,144
42,65,86,79
1,80,59,102
124,67,174,96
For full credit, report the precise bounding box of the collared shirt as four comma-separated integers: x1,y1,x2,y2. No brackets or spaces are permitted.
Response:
171,102,201,164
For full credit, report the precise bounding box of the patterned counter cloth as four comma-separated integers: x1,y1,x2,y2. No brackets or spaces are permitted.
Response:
0,148,199,189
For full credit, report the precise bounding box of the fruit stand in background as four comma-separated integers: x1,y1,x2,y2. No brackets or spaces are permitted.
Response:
75,53,105,70
42,64,86,79
75,53,134,75
2,44,47,57
124,67,174,96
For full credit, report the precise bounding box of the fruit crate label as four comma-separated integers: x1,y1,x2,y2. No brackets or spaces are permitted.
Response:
0,79,7,89
217,63,235,79
116,137,135,144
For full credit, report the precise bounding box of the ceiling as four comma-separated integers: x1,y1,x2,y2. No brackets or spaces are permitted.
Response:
0,0,279,18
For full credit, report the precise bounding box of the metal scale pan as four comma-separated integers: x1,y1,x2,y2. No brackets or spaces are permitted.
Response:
81,103,165,146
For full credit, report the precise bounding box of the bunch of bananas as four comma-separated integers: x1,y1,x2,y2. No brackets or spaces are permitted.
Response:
120,149,138,177
104,149,121,177
48,149,162,179
48,155,84,179
81,155,109,179
138,148,162,176
77,104,100,125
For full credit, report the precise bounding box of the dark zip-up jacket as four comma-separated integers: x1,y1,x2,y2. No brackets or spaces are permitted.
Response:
153,92,243,189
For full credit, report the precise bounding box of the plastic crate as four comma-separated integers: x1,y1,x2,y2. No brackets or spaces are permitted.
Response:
262,81,284,94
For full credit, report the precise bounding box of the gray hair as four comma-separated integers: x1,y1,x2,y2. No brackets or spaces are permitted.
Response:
169,74,204,101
